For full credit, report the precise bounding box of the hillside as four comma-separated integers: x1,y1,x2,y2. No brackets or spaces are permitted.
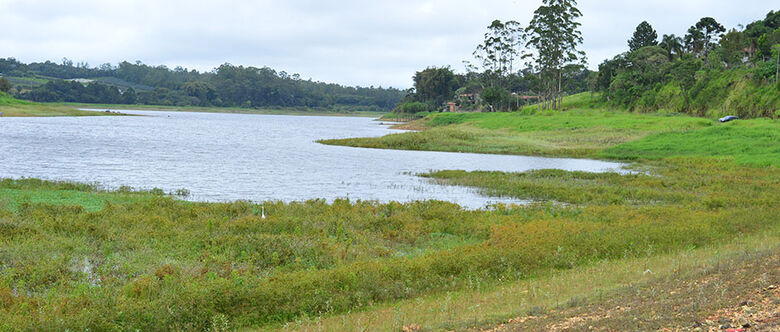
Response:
592,11,780,119
0,58,405,111
599,55,780,118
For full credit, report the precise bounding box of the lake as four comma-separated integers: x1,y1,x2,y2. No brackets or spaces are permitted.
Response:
0,110,625,208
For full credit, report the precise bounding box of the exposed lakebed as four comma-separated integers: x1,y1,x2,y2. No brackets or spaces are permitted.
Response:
0,110,625,208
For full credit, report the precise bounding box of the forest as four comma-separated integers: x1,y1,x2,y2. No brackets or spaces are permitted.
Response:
593,10,780,118
0,59,404,111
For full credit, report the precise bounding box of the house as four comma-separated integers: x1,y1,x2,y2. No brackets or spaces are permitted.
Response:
446,102,457,112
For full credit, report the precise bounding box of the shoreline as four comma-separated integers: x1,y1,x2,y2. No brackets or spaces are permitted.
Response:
62,102,388,118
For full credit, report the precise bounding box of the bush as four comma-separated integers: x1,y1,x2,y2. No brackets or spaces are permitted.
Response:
398,101,433,114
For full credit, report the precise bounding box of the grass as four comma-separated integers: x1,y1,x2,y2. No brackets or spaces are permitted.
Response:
320,94,719,158
603,118,780,167
321,93,780,167
1,155,777,330
0,178,160,212
486,245,779,331
279,230,779,331
0,92,120,117
1,92,778,330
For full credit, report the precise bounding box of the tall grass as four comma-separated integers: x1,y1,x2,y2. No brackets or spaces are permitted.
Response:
1,155,777,329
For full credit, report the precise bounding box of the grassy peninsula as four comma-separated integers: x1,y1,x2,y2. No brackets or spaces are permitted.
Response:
321,93,779,166
0,92,118,117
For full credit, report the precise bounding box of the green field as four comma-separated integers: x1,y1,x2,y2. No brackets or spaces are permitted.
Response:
321,93,780,167
0,92,121,117
1,92,778,330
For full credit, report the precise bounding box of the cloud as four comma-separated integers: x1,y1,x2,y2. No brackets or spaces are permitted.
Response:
0,0,776,88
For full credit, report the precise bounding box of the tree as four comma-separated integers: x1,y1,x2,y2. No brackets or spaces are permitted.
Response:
122,87,137,104
720,29,748,66
411,67,459,107
183,81,217,106
774,44,780,86
659,34,684,61
756,27,780,60
694,17,726,64
670,55,702,111
481,86,510,111
526,0,586,110
685,26,705,56
595,53,628,97
628,21,658,51
0,77,11,93
471,20,526,89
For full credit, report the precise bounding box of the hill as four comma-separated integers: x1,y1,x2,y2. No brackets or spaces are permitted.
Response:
0,58,405,111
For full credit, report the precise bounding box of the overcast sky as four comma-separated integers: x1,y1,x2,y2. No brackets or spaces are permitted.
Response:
0,0,776,88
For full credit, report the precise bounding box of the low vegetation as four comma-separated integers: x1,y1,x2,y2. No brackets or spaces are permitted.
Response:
0,92,117,117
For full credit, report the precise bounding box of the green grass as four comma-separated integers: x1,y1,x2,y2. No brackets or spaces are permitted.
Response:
282,231,779,331
0,92,121,117
0,91,33,106
0,178,159,212
603,118,780,167
320,110,714,158
321,93,780,166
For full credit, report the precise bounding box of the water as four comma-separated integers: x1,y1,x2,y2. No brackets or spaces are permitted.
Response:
0,110,625,208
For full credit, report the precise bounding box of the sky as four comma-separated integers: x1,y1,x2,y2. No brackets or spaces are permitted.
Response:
0,0,776,89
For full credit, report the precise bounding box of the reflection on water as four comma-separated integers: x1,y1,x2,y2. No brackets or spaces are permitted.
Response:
0,110,625,208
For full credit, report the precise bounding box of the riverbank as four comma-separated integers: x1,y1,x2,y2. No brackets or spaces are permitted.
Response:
0,92,121,117
62,102,388,117
321,95,779,166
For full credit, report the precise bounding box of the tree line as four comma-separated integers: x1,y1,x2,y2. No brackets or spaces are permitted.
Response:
397,0,588,115
595,10,780,117
0,59,405,111
398,2,778,118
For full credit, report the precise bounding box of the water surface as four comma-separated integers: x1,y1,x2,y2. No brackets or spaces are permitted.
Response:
0,110,625,208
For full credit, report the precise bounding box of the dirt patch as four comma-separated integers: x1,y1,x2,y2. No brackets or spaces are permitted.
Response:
482,249,779,331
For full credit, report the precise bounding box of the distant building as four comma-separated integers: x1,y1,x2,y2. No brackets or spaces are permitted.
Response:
66,78,95,85
446,102,457,112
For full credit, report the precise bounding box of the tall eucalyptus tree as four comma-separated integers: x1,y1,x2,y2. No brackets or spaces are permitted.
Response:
526,0,586,110
695,17,727,64
471,20,527,89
